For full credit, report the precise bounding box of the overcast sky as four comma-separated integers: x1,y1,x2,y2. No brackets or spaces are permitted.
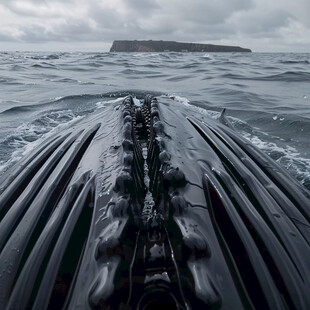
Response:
0,0,309,52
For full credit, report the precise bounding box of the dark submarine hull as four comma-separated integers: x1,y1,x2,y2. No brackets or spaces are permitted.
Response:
0,95,310,310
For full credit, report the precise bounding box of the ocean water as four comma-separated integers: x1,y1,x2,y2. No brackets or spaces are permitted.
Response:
0,51,309,190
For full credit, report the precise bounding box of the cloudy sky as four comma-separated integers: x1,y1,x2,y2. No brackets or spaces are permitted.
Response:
0,0,309,52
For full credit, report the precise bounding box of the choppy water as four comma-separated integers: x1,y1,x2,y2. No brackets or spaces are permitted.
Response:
0,51,309,189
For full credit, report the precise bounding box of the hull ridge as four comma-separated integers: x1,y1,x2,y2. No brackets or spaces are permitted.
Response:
0,95,309,309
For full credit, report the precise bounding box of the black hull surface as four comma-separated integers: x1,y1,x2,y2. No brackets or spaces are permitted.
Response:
0,96,309,310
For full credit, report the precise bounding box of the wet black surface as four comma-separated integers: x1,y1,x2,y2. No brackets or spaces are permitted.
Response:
0,95,310,309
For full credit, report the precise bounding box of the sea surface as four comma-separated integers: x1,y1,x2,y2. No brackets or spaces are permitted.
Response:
0,51,309,190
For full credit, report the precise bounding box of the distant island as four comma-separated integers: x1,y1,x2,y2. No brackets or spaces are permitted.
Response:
110,40,252,53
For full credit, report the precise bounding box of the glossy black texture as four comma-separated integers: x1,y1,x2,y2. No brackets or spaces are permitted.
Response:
0,96,309,310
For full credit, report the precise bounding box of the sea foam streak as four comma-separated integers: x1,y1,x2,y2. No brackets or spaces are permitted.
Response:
0,110,84,176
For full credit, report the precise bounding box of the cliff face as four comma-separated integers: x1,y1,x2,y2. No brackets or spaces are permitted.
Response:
110,40,252,53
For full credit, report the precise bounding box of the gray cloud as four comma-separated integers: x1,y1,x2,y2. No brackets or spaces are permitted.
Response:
170,0,254,25
229,9,293,35
124,0,160,12
0,0,309,51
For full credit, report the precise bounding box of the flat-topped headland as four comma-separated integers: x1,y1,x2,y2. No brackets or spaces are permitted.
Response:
110,40,252,52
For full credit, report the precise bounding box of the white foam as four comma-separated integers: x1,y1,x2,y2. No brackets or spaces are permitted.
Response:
133,97,142,106
0,110,84,176
96,96,142,109
53,96,64,101
241,131,310,186
132,53,159,57
202,53,214,60
169,95,190,106
95,96,126,109
167,95,221,119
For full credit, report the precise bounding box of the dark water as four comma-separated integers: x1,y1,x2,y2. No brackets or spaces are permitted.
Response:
0,51,309,189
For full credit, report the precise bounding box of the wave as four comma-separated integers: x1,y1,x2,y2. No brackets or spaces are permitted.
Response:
280,60,310,64
46,77,93,84
10,64,27,71
263,71,310,82
0,106,36,115
179,62,201,69
132,53,161,58
166,75,193,82
31,63,57,69
222,71,310,82
0,110,84,176
86,54,105,59
167,95,220,119
201,53,214,60
0,77,22,85
26,54,61,60
241,131,310,189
